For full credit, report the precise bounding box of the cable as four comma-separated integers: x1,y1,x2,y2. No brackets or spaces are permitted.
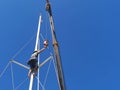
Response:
40,33,45,41
10,62,15,90
52,58,60,88
12,34,35,59
40,23,60,89
45,12,48,39
35,76,45,90
15,77,28,90
0,62,10,78
43,59,52,87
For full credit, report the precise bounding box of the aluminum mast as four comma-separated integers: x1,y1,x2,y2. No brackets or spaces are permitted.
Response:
45,0,66,90
29,15,42,90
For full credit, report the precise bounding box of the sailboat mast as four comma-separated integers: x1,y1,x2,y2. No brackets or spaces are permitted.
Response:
36,15,42,90
35,15,42,51
45,0,66,90
29,15,42,90
29,73,34,90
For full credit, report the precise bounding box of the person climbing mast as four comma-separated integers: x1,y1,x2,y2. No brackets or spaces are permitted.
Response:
27,40,48,77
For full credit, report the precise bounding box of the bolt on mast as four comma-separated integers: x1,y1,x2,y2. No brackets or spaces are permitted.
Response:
45,0,66,90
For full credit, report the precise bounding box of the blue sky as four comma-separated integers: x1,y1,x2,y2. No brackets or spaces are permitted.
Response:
0,0,120,90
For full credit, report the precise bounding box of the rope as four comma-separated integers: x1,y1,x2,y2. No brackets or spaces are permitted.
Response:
43,59,52,87
12,34,35,59
15,77,28,90
0,62,10,78
10,62,15,90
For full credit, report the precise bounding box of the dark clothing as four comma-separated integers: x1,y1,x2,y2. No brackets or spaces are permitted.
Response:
27,52,38,69
27,45,47,77
27,59,38,69
27,58,38,77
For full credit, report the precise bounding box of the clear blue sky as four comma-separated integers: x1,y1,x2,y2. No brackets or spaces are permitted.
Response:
0,0,120,90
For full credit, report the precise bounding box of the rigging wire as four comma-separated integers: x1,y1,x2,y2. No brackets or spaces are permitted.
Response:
52,57,60,88
15,77,28,90
43,59,52,87
41,12,49,42
10,62,15,90
0,16,60,89
0,62,10,78
39,32,60,89
12,34,35,59
35,77,45,90
40,32,53,56
40,27,60,88
45,12,48,39
0,13,60,89
40,33,45,41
